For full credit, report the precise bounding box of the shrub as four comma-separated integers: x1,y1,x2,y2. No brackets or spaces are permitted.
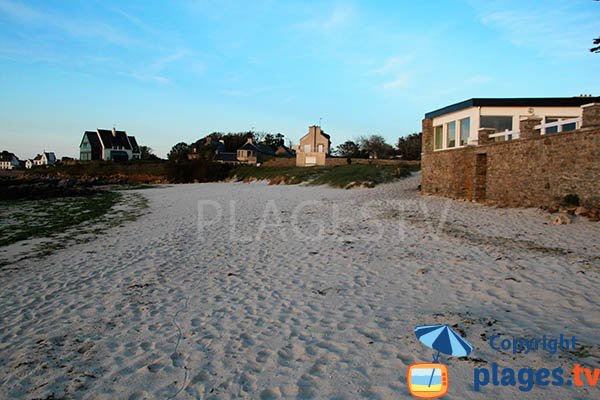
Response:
166,159,231,183
563,194,580,207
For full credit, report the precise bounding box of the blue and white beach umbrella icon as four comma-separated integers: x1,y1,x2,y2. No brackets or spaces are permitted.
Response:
414,324,473,389
415,324,473,362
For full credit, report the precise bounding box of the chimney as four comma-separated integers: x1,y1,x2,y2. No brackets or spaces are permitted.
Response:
112,127,116,136
247,137,253,144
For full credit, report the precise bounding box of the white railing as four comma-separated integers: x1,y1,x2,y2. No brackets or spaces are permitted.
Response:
488,129,520,141
535,117,581,135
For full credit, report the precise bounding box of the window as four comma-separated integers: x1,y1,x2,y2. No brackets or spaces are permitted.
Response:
545,117,576,134
304,144,311,153
480,116,512,133
459,118,470,146
434,126,443,150
446,121,456,148
318,144,324,153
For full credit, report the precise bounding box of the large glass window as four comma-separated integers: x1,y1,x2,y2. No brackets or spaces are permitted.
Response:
480,116,513,133
545,117,576,134
434,126,443,150
459,118,470,146
446,121,456,148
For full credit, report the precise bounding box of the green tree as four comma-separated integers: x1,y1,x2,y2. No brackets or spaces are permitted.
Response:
139,146,160,160
334,140,363,157
592,37,600,53
396,132,422,160
212,132,254,152
262,133,285,150
359,135,394,159
168,142,190,162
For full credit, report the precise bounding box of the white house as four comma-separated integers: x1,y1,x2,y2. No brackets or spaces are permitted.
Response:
80,128,141,161
25,159,33,169
32,152,57,167
0,151,20,170
426,97,600,151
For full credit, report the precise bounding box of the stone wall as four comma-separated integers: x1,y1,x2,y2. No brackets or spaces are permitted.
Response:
422,125,600,208
262,158,296,167
325,158,420,167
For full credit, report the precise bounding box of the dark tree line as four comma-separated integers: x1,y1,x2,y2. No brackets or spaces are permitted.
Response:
334,132,422,160
167,131,289,162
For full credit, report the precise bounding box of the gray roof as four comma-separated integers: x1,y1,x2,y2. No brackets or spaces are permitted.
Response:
128,136,140,153
239,141,276,156
97,129,132,150
425,97,600,119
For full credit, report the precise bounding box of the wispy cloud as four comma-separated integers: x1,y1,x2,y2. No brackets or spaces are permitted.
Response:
124,49,195,85
381,74,410,90
373,55,414,91
372,55,412,75
472,0,598,58
0,0,140,47
293,3,356,33
0,0,38,21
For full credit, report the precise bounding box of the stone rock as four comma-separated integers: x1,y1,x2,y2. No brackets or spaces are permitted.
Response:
588,208,600,222
574,206,589,217
552,214,572,225
559,206,577,215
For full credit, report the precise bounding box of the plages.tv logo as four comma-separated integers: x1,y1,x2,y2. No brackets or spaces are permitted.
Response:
407,324,473,399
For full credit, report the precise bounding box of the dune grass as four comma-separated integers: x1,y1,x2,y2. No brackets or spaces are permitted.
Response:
231,163,416,188
0,191,121,247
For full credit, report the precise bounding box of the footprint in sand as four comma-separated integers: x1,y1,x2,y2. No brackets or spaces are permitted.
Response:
256,349,273,363
170,351,186,368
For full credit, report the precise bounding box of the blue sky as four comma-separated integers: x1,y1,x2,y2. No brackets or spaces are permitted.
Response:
1,0,599,159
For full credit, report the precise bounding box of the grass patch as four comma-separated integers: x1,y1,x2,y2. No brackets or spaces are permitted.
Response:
112,183,159,191
230,163,415,188
232,165,323,184
311,164,411,188
0,191,121,247
25,160,169,184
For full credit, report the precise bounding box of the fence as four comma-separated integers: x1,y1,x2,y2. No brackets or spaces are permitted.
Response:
535,117,581,135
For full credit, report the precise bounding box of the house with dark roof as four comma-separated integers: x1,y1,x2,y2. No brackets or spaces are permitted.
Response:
32,151,56,167
188,137,226,160
0,151,19,170
275,145,296,158
79,128,141,161
296,125,331,166
200,137,280,165
235,138,276,164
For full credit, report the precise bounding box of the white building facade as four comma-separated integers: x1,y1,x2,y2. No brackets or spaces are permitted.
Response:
426,97,600,151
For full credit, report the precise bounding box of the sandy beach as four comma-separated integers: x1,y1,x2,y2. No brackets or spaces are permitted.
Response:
1,175,599,399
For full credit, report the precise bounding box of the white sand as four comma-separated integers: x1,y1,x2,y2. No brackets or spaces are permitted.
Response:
1,176,599,399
